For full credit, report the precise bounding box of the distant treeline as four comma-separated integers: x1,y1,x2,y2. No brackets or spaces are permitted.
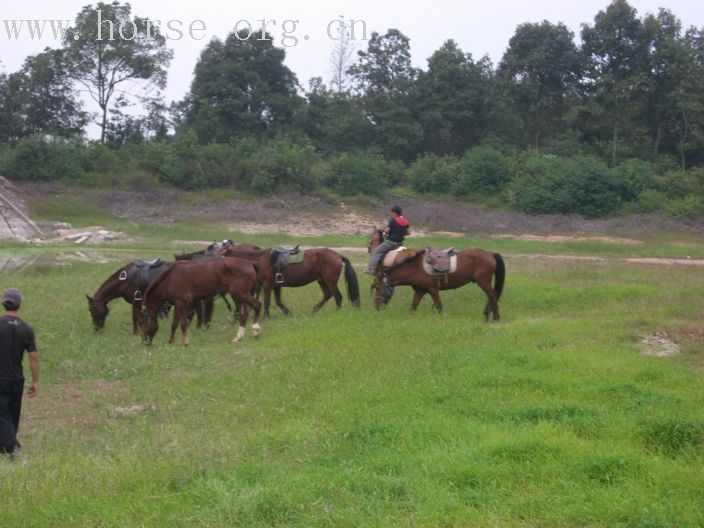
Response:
0,0,703,217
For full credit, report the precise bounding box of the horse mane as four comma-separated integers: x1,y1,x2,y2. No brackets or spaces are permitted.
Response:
174,249,206,260
144,262,178,305
93,265,128,301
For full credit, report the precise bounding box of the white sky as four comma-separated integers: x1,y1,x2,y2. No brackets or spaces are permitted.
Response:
1,0,702,133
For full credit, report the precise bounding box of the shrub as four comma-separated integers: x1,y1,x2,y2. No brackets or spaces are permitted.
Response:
322,151,391,196
1,135,83,181
614,158,656,201
654,169,703,199
408,154,458,194
510,154,621,217
454,146,511,195
253,139,320,194
80,142,120,174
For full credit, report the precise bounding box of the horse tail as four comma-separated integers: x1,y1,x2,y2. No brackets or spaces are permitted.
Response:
493,253,505,300
342,256,361,307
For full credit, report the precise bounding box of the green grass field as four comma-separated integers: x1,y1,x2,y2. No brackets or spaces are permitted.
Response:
1,229,704,526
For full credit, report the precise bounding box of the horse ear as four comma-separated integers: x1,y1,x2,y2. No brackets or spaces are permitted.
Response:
448,247,455,253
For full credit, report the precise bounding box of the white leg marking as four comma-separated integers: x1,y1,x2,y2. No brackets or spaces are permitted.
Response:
252,322,261,338
232,325,246,342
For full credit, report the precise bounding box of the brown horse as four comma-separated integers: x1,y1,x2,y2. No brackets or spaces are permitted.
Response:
140,258,261,345
87,259,170,333
368,229,505,319
221,247,360,318
174,241,262,326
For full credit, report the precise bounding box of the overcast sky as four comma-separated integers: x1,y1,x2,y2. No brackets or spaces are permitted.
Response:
1,0,702,126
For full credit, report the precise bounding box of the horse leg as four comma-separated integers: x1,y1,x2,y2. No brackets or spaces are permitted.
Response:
179,304,190,346
168,308,180,344
273,285,290,315
428,288,444,312
239,289,262,338
232,303,248,342
204,298,214,328
329,277,343,309
194,301,204,329
477,277,500,321
132,301,141,335
411,287,426,310
263,284,272,320
313,279,333,312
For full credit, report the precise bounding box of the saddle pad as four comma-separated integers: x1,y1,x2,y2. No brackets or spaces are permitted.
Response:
423,254,458,275
383,246,406,267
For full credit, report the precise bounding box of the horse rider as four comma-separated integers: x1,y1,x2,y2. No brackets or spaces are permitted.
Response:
365,205,411,275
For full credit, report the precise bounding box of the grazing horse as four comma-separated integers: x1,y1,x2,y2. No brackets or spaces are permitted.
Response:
174,240,262,326
140,258,261,345
221,247,360,318
87,259,170,333
368,229,505,320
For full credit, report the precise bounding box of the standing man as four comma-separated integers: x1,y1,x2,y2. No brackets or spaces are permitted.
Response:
0,288,39,458
365,205,411,275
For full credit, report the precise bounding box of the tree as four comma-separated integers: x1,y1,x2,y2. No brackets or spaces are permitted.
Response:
349,29,422,160
416,40,494,155
499,21,582,151
672,27,704,169
62,2,173,143
301,77,373,154
581,0,649,164
0,49,87,144
184,29,302,143
328,17,357,94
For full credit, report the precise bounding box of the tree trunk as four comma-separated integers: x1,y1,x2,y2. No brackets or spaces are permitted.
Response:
679,109,689,172
652,122,662,160
612,121,619,166
100,104,108,144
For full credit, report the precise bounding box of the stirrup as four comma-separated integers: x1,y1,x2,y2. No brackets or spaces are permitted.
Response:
275,272,285,285
119,269,127,281
133,290,143,301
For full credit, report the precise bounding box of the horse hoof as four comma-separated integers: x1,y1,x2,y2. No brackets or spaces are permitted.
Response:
252,323,261,338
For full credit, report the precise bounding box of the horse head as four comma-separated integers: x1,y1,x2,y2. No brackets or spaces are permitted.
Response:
138,309,157,345
86,295,109,330
373,275,394,309
368,228,385,254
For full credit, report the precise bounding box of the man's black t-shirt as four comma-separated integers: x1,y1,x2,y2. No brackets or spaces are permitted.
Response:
0,315,36,381
387,216,410,244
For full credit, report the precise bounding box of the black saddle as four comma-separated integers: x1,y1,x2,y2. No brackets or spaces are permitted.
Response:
120,258,169,301
270,245,301,284
134,257,163,268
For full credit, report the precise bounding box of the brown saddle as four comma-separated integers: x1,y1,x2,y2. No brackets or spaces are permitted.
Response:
424,247,457,275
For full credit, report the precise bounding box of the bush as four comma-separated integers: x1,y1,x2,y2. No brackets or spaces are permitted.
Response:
80,142,120,174
1,135,84,181
408,155,458,194
635,189,667,213
510,154,621,217
252,139,321,194
322,151,392,196
654,169,703,199
454,146,511,195
614,158,656,201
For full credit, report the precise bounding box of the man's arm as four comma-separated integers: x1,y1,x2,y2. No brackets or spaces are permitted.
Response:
27,351,39,397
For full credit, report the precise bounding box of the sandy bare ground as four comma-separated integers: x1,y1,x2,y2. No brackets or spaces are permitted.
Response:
493,234,644,245
641,332,681,357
